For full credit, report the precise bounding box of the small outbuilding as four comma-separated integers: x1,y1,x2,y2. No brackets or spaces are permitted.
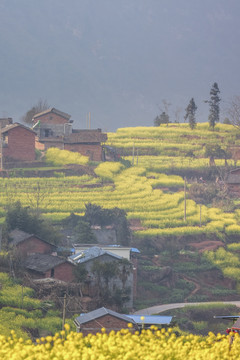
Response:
25,253,75,282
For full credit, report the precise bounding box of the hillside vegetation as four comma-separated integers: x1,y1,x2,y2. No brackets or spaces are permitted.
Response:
2,122,240,307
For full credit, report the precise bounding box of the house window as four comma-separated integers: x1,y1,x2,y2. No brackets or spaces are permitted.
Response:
50,268,55,278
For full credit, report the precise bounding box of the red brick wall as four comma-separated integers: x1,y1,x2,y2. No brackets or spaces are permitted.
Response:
64,143,103,161
35,113,68,125
79,314,138,335
45,262,75,282
3,127,35,161
17,237,54,257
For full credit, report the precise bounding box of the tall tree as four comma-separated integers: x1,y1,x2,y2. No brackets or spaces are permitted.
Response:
154,112,169,126
208,82,221,130
184,98,197,129
225,95,240,129
21,99,49,124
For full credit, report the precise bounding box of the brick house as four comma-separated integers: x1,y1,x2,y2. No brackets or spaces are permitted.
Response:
74,307,138,335
9,229,57,257
33,108,72,138
64,129,107,161
74,307,173,335
24,253,75,282
33,107,107,161
1,123,36,162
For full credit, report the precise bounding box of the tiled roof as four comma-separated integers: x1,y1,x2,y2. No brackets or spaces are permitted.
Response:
69,246,123,264
25,254,67,273
9,229,33,245
64,130,107,144
1,123,36,134
74,307,135,326
9,229,57,248
33,108,71,120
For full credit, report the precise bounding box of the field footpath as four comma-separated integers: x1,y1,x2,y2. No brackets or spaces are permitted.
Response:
133,301,240,315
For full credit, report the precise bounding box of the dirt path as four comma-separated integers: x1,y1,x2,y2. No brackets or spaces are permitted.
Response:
133,301,240,315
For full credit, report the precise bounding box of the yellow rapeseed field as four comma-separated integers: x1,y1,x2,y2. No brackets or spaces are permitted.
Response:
1,325,240,360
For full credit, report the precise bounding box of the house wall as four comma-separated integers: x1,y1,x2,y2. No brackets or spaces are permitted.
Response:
3,127,35,161
45,262,75,282
34,112,69,125
16,237,54,257
78,314,138,335
64,143,103,161
83,254,134,308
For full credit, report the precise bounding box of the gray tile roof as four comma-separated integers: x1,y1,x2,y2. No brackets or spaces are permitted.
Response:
69,246,123,264
1,123,36,134
74,307,135,326
9,229,33,245
33,108,71,120
64,129,107,144
25,254,66,273
9,229,56,248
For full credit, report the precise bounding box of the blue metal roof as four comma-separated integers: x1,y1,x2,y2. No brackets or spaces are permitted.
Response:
130,248,140,253
126,315,172,325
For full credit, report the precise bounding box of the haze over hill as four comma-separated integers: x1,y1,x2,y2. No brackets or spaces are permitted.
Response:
0,0,240,131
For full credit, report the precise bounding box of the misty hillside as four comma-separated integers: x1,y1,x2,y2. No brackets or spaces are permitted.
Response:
0,0,240,130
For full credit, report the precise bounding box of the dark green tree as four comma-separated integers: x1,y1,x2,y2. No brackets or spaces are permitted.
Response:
154,112,169,126
73,219,97,243
184,98,197,130
208,82,221,130
5,201,61,245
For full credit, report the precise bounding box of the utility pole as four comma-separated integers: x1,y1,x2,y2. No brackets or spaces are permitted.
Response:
184,177,187,222
132,143,135,165
0,127,3,171
62,293,67,330
200,204,202,227
89,112,91,129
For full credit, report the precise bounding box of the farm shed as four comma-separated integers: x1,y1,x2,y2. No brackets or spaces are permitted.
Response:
9,229,57,257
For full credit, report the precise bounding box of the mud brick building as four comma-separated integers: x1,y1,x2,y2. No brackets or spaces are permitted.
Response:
9,229,57,257
33,107,107,161
1,123,36,162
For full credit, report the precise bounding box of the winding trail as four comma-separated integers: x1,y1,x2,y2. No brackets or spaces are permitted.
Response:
133,301,240,315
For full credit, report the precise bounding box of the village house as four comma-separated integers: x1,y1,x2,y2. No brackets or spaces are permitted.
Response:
1,123,36,163
33,107,107,161
69,246,134,308
74,307,173,335
24,253,75,282
74,307,138,335
8,229,57,258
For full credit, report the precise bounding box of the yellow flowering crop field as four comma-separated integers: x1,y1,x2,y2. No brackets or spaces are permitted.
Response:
2,326,240,360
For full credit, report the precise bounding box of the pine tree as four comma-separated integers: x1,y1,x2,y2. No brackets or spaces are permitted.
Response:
208,82,221,130
184,98,197,130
